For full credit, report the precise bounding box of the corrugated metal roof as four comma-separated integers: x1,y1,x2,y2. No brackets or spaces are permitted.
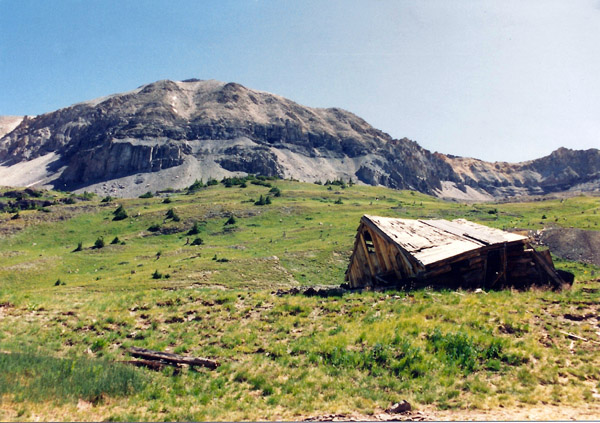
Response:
362,215,528,267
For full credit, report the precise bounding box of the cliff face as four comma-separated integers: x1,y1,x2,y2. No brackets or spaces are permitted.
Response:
0,79,598,199
439,148,600,199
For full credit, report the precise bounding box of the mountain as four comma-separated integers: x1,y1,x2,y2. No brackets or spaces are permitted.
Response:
1,79,598,199
437,148,600,200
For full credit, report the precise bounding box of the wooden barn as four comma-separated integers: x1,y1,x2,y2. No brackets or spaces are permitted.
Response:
345,215,572,290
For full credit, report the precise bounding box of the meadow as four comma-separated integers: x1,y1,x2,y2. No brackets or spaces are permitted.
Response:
0,178,599,421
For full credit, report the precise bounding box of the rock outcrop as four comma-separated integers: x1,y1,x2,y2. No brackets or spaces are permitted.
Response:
0,79,598,199
439,148,600,199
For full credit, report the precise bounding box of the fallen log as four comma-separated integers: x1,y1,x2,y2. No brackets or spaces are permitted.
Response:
127,347,219,369
559,331,600,345
560,330,588,341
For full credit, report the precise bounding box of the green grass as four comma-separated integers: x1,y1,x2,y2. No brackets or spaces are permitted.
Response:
0,180,599,420
0,350,146,403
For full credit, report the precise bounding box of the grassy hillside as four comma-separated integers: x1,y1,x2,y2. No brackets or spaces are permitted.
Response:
0,179,599,421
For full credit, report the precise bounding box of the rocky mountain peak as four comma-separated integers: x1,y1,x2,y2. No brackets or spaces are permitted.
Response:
0,79,598,199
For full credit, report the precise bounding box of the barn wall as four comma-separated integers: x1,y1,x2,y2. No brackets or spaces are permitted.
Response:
346,224,418,288
346,224,374,288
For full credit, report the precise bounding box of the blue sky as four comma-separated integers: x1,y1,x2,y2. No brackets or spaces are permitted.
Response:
1,0,599,162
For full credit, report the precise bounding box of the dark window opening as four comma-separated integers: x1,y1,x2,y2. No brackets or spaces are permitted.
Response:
363,231,376,254
485,250,502,286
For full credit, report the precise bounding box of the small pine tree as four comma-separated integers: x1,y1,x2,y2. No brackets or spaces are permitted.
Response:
191,237,204,246
148,223,161,232
94,237,105,249
139,191,154,199
224,215,237,225
255,195,265,206
112,205,128,221
265,196,272,205
162,197,172,204
335,198,343,204
188,221,201,235
74,241,83,252
165,208,180,221
187,179,204,194
111,236,120,244
152,270,162,279
81,191,95,200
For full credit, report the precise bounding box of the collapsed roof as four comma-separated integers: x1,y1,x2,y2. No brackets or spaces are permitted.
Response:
345,215,572,290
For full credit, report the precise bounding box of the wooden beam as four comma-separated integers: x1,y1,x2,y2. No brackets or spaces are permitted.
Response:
128,347,219,369
531,250,564,289
371,231,393,273
501,243,507,285
421,264,452,278
358,232,377,282
360,217,424,270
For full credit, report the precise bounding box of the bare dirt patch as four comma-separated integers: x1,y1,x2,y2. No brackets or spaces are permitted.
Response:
305,404,600,421
539,227,600,266
430,404,600,421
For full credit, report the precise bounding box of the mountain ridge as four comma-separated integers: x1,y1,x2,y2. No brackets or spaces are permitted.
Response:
1,79,598,199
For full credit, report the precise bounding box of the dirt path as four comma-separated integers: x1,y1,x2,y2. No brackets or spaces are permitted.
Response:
430,404,600,421
305,404,600,421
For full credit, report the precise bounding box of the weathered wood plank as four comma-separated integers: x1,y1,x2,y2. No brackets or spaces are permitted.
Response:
372,231,393,273
355,231,373,286
128,347,219,369
421,218,528,245
421,264,452,278
531,250,564,289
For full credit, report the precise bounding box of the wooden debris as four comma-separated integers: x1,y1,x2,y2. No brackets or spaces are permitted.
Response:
559,331,600,345
560,331,588,342
274,286,348,297
386,400,411,413
304,410,428,422
531,250,564,289
127,346,219,370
